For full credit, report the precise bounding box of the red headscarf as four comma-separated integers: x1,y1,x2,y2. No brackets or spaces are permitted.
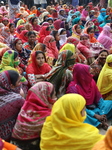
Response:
53,19,62,30
38,26,51,43
18,30,28,43
26,51,51,75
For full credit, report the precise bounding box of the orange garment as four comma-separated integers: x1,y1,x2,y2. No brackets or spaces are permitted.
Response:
89,33,98,43
92,126,112,150
2,140,17,150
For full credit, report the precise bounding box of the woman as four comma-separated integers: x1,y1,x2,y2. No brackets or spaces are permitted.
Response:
53,19,62,30
97,54,112,100
43,35,58,60
98,25,112,50
72,17,84,29
100,15,112,28
51,30,60,50
13,38,31,72
16,25,25,38
9,23,16,36
8,0,20,20
31,17,40,32
91,50,109,82
26,51,51,86
86,27,97,43
77,34,95,64
0,27,14,46
67,64,112,129
59,43,76,54
46,50,75,98
12,82,57,150
23,31,37,50
72,24,82,40
18,30,28,43
0,70,24,140
60,21,71,37
25,23,33,31
40,94,104,150
2,18,9,26
58,28,67,46
92,126,112,150
38,26,51,43
97,8,106,24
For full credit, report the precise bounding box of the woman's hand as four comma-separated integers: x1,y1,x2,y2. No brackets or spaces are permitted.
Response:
94,114,107,122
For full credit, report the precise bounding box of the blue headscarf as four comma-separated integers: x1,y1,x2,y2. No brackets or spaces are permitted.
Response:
100,15,112,27
97,8,106,23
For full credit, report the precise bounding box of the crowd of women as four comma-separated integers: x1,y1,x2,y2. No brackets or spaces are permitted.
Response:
0,0,112,150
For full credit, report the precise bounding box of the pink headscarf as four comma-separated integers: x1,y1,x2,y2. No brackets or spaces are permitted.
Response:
43,35,58,59
67,64,101,105
98,25,112,49
53,19,62,30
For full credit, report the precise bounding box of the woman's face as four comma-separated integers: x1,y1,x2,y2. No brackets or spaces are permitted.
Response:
28,34,36,43
15,40,22,51
29,24,33,31
33,18,38,25
98,51,108,64
107,16,111,20
76,25,82,34
89,28,94,34
3,20,9,26
11,75,21,90
36,53,45,66
48,20,53,25
61,30,66,35
78,20,82,25
55,33,60,41
10,25,15,33
20,26,25,33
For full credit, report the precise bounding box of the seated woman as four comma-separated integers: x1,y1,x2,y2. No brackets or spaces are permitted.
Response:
12,82,57,150
72,17,84,29
72,24,82,40
77,34,95,64
40,94,104,150
0,70,24,141
23,31,37,50
67,64,112,129
43,35,59,65
99,15,112,28
46,50,75,98
91,50,109,82
13,38,31,73
51,30,60,50
97,54,112,100
0,50,28,95
86,27,98,43
30,17,40,32
18,30,28,43
38,26,51,43
92,126,112,150
26,51,51,86
98,25,112,50
58,28,67,46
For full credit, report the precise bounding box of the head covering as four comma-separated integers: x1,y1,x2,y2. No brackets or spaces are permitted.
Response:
72,17,80,25
67,36,79,45
12,82,56,140
16,19,25,27
16,25,25,34
18,30,28,43
0,50,18,72
43,35,58,59
53,19,62,30
59,43,76,54
66,10,75,22
41,22,49,27
92,126,112,150
40,94,104,150
97,8,106,23
67,64,101,105
72,24,81,40
46,50,75,94
97,54,112,95
100,15,111,27
97,25,112,49
38,26,51,43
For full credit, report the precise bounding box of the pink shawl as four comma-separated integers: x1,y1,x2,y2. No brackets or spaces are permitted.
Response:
67,64,101,105
98,26,112,49
12,82,56,140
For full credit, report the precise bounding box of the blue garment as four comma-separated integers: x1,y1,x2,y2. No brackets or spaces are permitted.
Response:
84,98,112,127
100,15,112,27
10,0,19,5
97,8,106,23
67,10,75,22
72,0,79,7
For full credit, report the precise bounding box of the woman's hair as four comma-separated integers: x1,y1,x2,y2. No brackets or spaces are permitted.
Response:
27,31,36,37
98,49,109,55
31,17,37,24
14,51,19,59
87,27,94,33
13,38,22,47
51,30,58,39
60,29,66,35
7,70,19,86
35,51,46,61
9,23,15,28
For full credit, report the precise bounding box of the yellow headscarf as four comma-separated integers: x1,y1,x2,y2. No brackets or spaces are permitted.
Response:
40,94,104,150
59,43,76,54
17,19,25,27
97,54,112,95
